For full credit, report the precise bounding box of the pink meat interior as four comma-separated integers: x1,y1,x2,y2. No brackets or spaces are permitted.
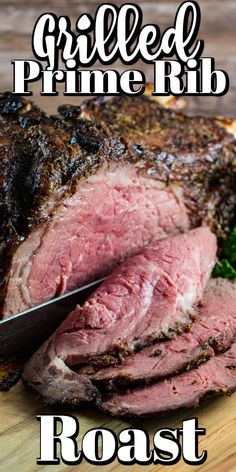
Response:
3,164,189,317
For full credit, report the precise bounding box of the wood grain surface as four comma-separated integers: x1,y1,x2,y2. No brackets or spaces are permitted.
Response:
0,1,236,472
1,381,236,472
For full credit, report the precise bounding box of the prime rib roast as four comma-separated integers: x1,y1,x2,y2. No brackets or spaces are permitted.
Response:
1,92,236,318
1,91,236,417
23,227,216,403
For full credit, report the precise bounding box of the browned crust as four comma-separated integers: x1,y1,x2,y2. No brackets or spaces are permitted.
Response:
0,357,23,391
0,93,236,317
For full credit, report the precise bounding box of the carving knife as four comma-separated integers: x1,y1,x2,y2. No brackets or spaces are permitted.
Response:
0,278,105,358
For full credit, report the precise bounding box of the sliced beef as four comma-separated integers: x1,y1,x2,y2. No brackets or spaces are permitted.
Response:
101,339,236,417
79,278,236,387
0,94,236,318
22,227,216,404
55,227,216,362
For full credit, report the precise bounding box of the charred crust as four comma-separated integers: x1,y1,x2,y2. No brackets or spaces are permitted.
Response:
85,344,132,368
58,104,81,121
70,122,101,153
0,357,23,391
0,93,49,127
0,93,236,316
0,92,27,115
0,369,22,391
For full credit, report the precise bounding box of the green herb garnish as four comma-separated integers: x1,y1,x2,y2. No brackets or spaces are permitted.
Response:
213,226,236,281
213,259,236,280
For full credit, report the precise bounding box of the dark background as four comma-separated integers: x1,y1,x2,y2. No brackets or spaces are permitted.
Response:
0,0,235,116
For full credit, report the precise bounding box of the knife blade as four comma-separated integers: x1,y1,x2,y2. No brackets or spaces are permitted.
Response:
0,277,105,358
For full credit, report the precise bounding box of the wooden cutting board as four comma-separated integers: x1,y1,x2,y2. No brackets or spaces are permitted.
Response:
0,380,236,472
